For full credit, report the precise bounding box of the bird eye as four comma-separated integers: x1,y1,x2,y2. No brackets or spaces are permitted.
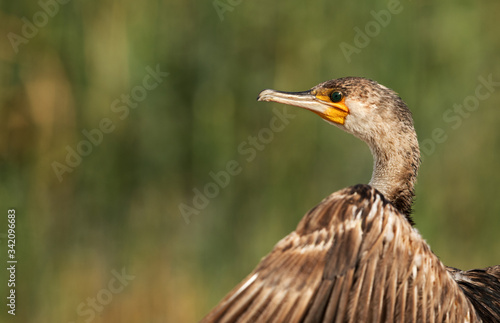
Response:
330,91,343,103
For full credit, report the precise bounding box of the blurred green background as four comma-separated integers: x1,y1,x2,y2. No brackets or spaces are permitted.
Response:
1,0,500,322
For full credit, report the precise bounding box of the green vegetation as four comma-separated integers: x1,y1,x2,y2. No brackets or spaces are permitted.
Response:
1,0,500,321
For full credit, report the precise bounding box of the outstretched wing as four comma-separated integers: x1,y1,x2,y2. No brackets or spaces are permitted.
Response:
201,185,479,323
449,265,500,322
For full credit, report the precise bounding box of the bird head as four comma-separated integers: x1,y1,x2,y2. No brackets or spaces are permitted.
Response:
258,77,420,219
257,77,414,145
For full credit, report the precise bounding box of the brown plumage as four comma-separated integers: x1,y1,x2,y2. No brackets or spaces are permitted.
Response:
200,77,500,322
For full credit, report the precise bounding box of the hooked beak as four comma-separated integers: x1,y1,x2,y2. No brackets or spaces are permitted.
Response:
257,89,349,125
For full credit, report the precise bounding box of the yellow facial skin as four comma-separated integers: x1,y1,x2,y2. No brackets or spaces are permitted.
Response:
311,89,349,125
257,88,350,125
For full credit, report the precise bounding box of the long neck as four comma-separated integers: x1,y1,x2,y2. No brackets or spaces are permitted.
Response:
367,130,420,224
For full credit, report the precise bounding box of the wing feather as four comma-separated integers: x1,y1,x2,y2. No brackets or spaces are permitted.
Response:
354,255,377,322
200,185,481,322
448,265,500,321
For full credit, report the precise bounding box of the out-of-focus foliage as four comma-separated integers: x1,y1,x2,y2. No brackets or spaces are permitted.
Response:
1,0,500,321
